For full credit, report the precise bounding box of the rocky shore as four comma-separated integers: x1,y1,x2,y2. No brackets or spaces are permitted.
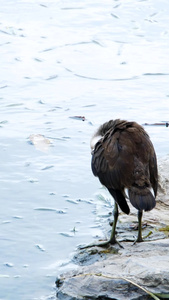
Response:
56,157,169,300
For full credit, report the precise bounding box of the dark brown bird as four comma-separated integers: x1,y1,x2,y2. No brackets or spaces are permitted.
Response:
91,119,158,246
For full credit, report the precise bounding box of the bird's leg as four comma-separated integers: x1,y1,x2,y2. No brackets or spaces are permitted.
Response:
94,201,122,247
79,201,123,249
109,201,118,244
134,210,143,243
96,201,123,247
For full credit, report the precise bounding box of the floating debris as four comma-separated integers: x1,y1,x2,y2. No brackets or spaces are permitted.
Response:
59,233,73,237
66,199,78,205
56,210,67,214
0,85,8,89
23,264,29,268
38,100,45,104
62,194,69,198
4,262,14,268
35,244,45,252
0,120,8,124
71,227,78,233
29,178,39,183
28,134,52,152
2,220,11,224
143,122,169,127
34,207,56,212
41,165,54,171
111,13,119,19
69,116,86,121
34,58,43,62
40,4,48,8
46,74,58,80
12,216,23,219
34,207,66,214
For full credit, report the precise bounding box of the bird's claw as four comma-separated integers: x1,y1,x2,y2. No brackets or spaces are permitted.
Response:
78,239,123,250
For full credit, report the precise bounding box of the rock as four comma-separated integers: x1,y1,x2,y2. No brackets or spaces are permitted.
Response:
56,157,169,300
56,239,169,299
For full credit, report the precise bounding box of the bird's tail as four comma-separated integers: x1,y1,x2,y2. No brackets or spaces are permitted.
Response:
128,186,156,212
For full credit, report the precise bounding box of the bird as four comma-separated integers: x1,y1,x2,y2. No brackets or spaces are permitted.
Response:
90,119,158,246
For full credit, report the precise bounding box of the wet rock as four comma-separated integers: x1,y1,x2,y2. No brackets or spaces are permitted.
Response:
72,247,111,266
56,240,169,300
56,275,150,300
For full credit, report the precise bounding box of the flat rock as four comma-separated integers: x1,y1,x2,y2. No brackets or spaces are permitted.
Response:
56,157,169,300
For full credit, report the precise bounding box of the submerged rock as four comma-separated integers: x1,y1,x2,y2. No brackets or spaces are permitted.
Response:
56,157,169,300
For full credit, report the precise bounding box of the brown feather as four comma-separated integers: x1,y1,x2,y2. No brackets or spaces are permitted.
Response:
91,119,158,214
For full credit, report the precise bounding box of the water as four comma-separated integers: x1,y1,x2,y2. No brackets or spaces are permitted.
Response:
0,0,169,299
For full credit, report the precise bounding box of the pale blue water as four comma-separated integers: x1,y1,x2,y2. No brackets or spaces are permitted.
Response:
0,0,169,299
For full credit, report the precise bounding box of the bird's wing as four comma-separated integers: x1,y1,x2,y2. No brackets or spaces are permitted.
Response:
91,120,158,214
91,129,132,214
91,124,158,190
91,129,134,190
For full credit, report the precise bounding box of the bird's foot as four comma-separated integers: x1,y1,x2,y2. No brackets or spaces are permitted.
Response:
133,237,143,245
133,230,153,245
79,238,123,250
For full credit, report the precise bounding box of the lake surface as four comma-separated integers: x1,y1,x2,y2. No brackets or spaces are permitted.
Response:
0,0,169,299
